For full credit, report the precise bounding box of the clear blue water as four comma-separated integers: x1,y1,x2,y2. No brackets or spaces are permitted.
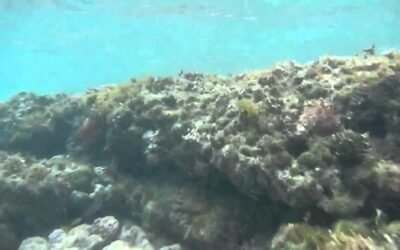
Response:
0,0,399,101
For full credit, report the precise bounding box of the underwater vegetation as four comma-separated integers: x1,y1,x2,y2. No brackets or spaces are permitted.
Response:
1,51,400,249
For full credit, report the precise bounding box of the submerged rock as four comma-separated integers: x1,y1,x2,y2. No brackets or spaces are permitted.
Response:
0,93,83,157
19,216,181,250
0,153,127,245
18,237,49,250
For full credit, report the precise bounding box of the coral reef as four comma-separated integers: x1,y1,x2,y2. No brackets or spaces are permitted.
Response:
0,51,400,249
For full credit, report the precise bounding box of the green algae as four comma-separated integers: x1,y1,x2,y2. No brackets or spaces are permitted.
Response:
271,223,330,250
237,99,259,117
332,219,370,236
329,130,369,166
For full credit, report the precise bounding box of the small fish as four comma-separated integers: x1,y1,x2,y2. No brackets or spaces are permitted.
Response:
184,225,192,239
142,129,159,140
375,208,388,227
363,44,375,56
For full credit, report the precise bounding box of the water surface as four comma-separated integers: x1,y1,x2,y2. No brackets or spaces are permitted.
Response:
0,0,399,100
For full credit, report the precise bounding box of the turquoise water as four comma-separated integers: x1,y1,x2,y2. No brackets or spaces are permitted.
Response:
0,0,399,101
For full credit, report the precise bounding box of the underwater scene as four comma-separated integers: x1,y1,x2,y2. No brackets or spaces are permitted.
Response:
1,0,400,249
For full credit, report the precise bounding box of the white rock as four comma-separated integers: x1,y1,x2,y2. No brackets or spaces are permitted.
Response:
18,237,49,250
90,216,120,243
158,244,182,250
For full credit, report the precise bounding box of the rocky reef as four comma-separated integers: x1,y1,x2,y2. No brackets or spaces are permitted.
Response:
18,216,182,250
1,51,400,249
